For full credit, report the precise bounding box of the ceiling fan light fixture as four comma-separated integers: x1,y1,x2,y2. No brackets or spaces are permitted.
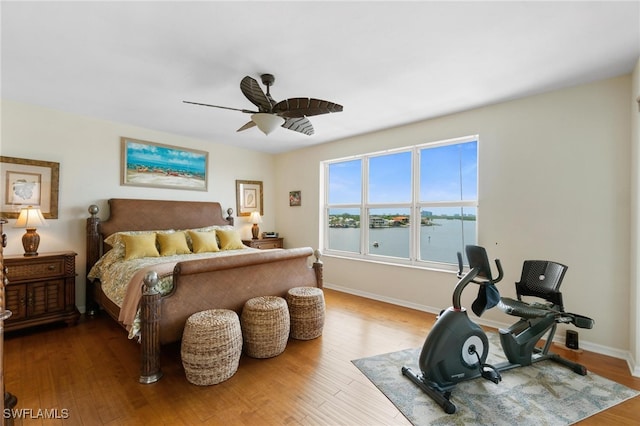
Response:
251,113,285,135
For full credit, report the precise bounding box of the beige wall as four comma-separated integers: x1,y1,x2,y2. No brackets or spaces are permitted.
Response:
631,58,640,376
275,75,635,367
1,72,637,372
0,100,277,311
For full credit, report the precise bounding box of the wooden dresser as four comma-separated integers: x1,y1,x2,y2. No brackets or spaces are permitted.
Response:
1,219,17,425
242,237,284,250
3,251,79,332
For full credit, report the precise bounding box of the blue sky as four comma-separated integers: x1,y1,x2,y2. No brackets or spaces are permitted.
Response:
126,141,207,174
328,141,477,211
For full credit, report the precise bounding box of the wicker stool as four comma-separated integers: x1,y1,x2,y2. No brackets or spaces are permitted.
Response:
181,309,242,385
241,296,290,358
286,287,325,340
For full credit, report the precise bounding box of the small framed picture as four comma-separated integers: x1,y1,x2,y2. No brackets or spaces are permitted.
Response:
289,190,301,207
0,156,59,218
236,180,263,216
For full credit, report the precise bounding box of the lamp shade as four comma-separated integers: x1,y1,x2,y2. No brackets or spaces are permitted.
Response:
251,113,285,135
14,206,47,256
14,206,47,229
249,211,262,224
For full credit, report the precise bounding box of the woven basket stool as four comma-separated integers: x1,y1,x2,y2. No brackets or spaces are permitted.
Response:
286,287,325,340
241,296,290,358
181,309,242,386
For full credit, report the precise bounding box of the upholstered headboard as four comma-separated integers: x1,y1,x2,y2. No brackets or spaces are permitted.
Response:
86,198,234,272
99,198,233,237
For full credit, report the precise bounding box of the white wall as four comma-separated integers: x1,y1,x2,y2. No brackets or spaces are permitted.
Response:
0,100,277,312
275,75,634,363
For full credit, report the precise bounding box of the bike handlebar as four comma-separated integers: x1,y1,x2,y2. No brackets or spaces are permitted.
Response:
494,259,504,284
457,252,464,278
452,250,503,310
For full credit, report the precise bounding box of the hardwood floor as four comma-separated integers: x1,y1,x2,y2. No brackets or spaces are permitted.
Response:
4,289,640,425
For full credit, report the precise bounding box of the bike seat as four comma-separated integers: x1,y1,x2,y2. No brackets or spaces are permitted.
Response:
498,298,558,319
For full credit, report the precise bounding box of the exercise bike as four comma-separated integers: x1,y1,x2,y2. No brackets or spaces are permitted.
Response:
402,245,594,414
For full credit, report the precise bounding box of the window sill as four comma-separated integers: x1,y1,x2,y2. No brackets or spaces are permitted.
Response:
323,251,460,274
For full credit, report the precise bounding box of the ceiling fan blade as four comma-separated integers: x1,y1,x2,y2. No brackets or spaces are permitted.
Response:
237,121,257,132
273,98,343,118
282,117,314,136
183,101,256,114
240,76,272,112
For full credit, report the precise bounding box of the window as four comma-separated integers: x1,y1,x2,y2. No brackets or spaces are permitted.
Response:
323,136,478,269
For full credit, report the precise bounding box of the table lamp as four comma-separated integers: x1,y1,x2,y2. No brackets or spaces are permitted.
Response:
14,206,47,256
249,211,262,240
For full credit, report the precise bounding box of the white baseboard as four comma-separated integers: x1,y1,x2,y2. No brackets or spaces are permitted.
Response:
324,282,635,373
628,354,640,378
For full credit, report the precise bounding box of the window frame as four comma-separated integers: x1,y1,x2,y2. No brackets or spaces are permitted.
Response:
321,135,478,271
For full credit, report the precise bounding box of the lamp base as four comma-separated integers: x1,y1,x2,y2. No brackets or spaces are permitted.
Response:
251,224,260,240
22,228,40,256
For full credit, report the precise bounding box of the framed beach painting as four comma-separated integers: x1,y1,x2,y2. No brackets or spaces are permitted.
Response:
0,156,59,219
121,137,208,191
236,180,263,217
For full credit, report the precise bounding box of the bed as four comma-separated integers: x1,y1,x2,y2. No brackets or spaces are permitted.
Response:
85,198,323,383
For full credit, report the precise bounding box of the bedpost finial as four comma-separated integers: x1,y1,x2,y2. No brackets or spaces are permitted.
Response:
143,271,159,295
314,249,322,262
227,207,233,216
88,204,99,216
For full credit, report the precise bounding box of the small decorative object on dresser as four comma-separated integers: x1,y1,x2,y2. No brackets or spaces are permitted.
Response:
3,251,79,332
242,237,284,250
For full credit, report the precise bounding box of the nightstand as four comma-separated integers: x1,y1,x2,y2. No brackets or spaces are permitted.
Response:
242,237,284,250
3,251,79,332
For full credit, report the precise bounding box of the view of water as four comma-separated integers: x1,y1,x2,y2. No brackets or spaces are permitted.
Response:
328,219,476,264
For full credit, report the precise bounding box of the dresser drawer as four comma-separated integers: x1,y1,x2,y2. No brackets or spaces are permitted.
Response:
253,240,281,249
242,238,284,250
5,258,64,281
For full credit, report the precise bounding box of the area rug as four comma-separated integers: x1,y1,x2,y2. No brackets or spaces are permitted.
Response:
352,333,639,425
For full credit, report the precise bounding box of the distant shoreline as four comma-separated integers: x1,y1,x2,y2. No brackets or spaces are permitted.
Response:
126,170,205,188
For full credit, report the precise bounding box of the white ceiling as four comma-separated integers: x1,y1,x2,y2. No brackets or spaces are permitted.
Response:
2,1,639,154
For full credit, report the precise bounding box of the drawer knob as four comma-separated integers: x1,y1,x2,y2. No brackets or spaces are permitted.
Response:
48,265,56,270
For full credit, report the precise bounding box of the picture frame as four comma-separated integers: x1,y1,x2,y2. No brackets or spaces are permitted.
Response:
289,190,301,207
121,137,208,191
0,156,59,219
236,180,263,217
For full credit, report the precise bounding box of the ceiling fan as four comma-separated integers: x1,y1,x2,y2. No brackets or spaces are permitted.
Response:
184,73,343,136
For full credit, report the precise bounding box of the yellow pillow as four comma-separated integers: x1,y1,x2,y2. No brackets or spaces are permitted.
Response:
187,230,220,253
216,229,246,250
122,233,160,260
157,231,191,256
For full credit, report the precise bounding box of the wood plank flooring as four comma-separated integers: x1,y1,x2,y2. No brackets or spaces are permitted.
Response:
4,289,640,425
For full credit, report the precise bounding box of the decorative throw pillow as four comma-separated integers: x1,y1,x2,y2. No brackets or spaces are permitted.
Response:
122,233,160,260
157,231,191,256
187,230,220,253
216,229,246,250
105,229,173,249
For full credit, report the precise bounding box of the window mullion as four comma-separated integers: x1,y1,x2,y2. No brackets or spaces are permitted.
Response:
362,157,369,255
